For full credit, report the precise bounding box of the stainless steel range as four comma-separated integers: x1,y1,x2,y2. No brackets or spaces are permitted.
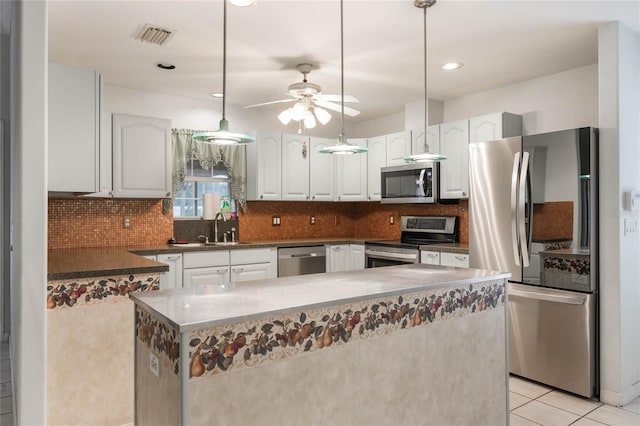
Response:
365,216,458,268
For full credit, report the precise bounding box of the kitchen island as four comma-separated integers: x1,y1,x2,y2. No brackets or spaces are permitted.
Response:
130,264,509,426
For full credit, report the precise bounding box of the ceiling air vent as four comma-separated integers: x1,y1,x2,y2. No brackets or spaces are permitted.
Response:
136,24,175,46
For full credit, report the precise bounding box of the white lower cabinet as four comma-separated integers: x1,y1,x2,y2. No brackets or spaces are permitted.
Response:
349,244,365,270
230,248,277,283
157,253,183,289
420,250,469,268
420,250,441,266
327,244,365,272
182,250,231,287
440,252,470,268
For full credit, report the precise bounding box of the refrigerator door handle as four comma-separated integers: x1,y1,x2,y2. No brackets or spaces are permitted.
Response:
509,287,586,305
518,151,530,267
511,152,521,266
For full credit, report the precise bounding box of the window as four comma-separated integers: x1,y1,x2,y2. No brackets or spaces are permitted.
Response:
173,156,232,218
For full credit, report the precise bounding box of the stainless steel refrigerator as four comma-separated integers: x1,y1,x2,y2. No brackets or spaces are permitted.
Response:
469,127,598,398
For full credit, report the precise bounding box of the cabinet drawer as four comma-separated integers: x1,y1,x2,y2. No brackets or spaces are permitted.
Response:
183,267,230,288
230,248,273,265
440,252,469,268
230,263,275,283
420,250,441,266
183,250,229,269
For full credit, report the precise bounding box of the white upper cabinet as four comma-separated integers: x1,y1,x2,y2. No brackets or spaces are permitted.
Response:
336,138,368,202
111,113,172,198
366,136,386,201
247,132,282,200
469,112,522,144
411,125,440,155
282,134,310,201
48,63,101,193
309,137,336,201
440,119,470,199
385,131,412,166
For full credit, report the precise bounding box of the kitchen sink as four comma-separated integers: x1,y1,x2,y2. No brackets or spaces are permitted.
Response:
170,241,251,248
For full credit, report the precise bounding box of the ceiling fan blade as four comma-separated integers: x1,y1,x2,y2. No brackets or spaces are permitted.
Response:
314,100,361,117
244,99,296,109
315,94,360,103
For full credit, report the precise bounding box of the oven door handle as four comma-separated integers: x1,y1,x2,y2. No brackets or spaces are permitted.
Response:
365,249,418,262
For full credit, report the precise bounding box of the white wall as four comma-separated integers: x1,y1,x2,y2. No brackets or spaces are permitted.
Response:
442,64,598,135
11,0,47,424
404,98,444,130
598,21,640,407
350,111,404,138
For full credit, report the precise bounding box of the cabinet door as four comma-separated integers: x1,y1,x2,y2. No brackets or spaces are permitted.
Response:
336,138,367,202
282,134,310,200
420,250,441,265
247,132,281,200
48,63,101,193
157,253,183,289
349,244,365,270
309,137,335,201
112,113,172,198
440,119,469,199
367,136,386,201
183,267,230,287
440,252,469,268
230,262,275,282
469,113,503,144
411,125,440,155
385,131,412,166
327,244,350,272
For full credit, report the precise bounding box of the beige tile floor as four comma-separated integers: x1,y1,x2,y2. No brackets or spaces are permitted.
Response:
510,375,640,426
2,341,640,426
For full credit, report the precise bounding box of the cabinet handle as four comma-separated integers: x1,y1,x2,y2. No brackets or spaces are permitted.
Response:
166,192,171,197
462,192,467,197
427,253,437,258
454,255,467,261
338,196,341,201
232,267,244,273
312,195,315,200
332,247,341,251
260,194,264,199
306,195,309,200
166,256,180,260
216,268,228,274
368,196,371,200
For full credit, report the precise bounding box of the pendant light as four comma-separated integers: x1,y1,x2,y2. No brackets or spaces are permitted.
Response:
404,0,447,162
193,0,255,146
318,0,367,155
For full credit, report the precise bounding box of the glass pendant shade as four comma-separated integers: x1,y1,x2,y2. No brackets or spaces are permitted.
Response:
229,0,256,6
317,133,368,155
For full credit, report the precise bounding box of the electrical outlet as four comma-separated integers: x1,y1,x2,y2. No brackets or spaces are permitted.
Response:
123,216,131,229
272,215,281,226
149,352,159,378
389,215,394,224
310,215,316,225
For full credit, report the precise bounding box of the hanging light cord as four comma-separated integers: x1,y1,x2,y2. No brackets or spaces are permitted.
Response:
340,0,345,141
222,0,227,121
423,5,428,139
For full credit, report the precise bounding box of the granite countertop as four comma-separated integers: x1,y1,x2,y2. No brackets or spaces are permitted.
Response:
129,264,510,332
48,247,169,280
418,243,469,254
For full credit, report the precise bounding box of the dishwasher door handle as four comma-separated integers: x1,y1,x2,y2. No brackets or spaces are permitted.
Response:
286,253,324,258
509,288,586,305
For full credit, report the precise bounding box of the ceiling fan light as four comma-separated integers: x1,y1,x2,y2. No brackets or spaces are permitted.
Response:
304,113,316,129
278,108,293,125
291,101,306,121
313,106,331,125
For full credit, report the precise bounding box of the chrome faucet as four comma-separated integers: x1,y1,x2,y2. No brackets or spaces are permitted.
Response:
213,212,227,242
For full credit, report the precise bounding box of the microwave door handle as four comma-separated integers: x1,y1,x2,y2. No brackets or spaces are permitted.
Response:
511,152,521,266
418,168,427,197
518,151,530,267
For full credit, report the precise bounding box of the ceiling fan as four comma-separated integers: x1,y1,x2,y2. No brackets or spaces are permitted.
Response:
244,63,360,130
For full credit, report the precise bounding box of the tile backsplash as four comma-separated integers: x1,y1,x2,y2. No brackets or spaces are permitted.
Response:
49,198,469,249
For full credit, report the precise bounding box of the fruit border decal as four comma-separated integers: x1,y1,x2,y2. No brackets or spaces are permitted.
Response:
47,274,160,309
136,306,180,375
188,279,506,380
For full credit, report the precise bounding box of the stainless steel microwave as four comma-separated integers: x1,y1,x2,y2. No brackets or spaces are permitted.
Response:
380,162,438,204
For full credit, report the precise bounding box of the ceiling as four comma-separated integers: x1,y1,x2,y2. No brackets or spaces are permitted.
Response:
47,0,640,122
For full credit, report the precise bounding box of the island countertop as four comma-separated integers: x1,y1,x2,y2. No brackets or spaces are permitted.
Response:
129,264,509,332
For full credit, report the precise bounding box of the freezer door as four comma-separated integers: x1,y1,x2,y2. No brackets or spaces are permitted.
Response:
508,283,596,397
469,137,522,280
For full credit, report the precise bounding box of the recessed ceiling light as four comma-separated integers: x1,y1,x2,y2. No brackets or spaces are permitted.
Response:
209,92,224,98
156,62,176,70
442,62,463,71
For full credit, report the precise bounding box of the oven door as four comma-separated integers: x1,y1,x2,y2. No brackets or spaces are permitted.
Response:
380,162,437,204
365,246,419,268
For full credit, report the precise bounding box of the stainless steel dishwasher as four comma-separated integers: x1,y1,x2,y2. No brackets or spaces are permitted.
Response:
277,246,326,277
